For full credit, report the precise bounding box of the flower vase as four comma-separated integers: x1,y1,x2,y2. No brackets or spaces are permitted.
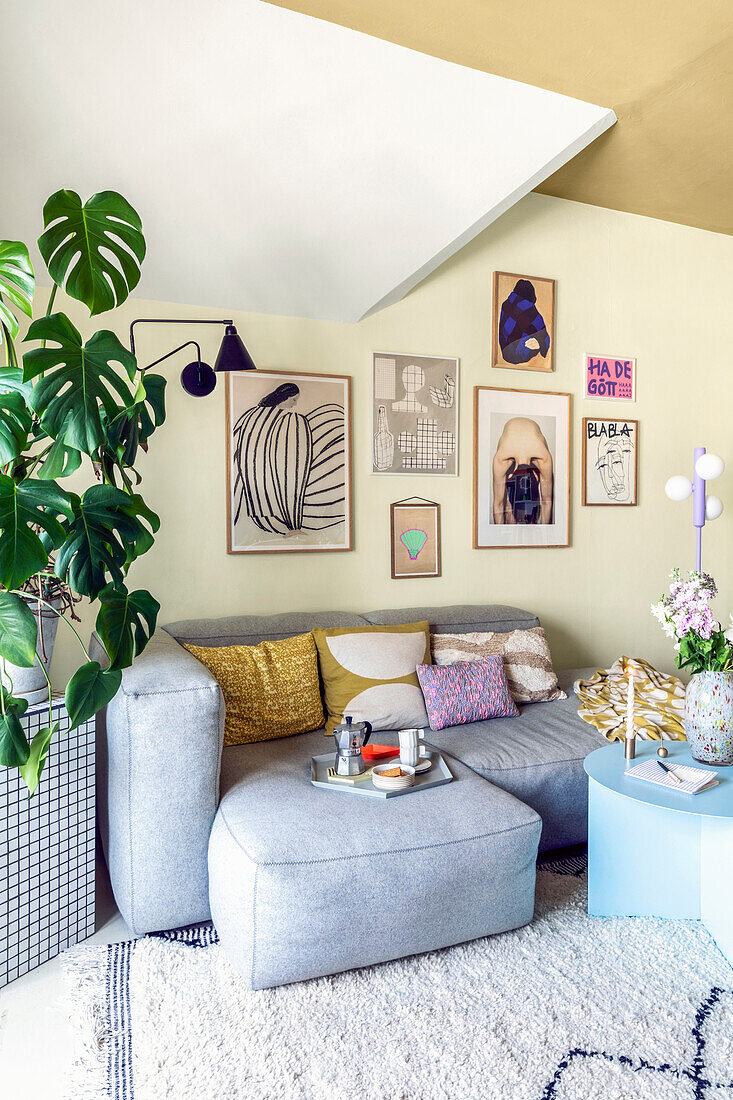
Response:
684,671,733,765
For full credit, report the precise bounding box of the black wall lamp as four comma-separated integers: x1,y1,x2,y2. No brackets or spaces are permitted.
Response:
129,318,256,396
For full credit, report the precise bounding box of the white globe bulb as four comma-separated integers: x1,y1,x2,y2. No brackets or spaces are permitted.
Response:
706,495,723,520
695,452,725,481
665,475,693,502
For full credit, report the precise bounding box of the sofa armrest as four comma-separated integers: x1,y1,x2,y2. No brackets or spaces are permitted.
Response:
92,627,225,934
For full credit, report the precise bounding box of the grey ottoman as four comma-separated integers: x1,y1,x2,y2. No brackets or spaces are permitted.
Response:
208,730,542,989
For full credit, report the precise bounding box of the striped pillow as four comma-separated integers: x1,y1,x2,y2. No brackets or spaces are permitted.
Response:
430,628,566,705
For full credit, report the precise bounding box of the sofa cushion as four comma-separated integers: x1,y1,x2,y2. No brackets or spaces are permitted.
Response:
164,610,369,648
424,668,605,851
417,655,519,730
431,627,566,704
313,622,431,734
183,632,324,746
211,729,541,987
363,603,540,634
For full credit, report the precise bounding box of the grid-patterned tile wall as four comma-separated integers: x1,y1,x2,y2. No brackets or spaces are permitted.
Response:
0,696,95,987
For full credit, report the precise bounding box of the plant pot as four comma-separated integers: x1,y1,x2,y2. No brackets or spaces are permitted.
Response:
684,670,733,766
0,595,63,706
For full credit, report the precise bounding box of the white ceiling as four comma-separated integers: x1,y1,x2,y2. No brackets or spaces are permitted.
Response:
1,0,615,322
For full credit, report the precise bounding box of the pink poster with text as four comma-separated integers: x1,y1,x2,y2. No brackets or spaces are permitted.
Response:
584,355,636,401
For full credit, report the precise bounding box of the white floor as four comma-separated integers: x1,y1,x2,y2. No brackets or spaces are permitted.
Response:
0,847,132,1100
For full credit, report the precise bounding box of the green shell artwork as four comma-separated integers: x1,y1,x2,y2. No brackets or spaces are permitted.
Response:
400,528,428,560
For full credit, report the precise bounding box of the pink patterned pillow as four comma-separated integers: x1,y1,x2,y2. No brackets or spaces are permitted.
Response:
416,655,519,731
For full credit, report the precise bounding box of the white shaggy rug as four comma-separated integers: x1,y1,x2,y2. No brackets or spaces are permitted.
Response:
62,856,733,1100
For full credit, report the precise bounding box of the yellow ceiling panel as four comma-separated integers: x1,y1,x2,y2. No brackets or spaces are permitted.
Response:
268,0,733,234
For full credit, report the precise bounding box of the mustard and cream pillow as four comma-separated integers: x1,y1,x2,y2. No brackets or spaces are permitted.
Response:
312,622,430,734
184,631,325,745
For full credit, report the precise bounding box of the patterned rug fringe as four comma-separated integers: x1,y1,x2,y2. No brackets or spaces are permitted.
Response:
60,945,116,1100
538,853,588,877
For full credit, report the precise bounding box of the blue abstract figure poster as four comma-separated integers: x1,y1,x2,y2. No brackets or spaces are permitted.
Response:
492,272,555,373
226,370,352,553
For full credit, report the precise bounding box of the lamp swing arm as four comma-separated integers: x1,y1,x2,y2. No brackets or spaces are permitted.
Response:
128,318,234,359
128,317,255,397
139,340,204,374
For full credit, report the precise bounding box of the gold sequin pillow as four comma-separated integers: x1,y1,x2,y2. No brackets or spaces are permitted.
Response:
183,632,325,745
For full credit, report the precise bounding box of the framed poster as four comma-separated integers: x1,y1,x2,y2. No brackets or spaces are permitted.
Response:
371,351,459,476
582,418,638,506
584,355,636,401
390,498,441,579
226,370,352,553
492,272,555,373
473,387,570,549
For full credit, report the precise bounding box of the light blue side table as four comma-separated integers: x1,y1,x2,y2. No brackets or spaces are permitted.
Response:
584,741,732,968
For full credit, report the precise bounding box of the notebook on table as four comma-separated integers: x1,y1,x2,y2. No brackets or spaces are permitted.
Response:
626,759,719,795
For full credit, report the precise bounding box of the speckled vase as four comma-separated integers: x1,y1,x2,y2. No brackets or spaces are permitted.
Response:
685,671,733,765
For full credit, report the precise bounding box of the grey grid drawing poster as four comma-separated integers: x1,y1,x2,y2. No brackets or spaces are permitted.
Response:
371,352,459,476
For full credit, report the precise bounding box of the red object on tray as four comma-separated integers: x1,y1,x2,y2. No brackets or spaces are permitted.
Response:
362,744,400,762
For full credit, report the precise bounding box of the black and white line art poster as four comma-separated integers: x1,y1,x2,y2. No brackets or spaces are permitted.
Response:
582,418,638,506
227,371,352,552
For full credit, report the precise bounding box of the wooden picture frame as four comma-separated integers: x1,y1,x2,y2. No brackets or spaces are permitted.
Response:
473,386,571,549
371,351,459,476
390,499,441,579
492,271,555,373
226,370,353,553
582,417,638,506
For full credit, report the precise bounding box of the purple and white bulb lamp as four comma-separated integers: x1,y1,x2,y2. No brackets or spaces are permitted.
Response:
663,448,725,759
664,447,725,572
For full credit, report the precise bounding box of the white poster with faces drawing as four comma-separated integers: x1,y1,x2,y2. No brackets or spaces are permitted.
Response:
582,418,638,506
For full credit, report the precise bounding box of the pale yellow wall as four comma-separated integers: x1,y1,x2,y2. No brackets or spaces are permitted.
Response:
44,192,733,688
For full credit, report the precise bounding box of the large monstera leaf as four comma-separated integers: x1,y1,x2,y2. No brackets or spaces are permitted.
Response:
137,373,166,446
23,313,137,454
102,372,167,471
96,583,159,670
0,473,72,589
0,241,34,347
35,438,83,481
0,391,33,466
38,190,145,317
54,485,160,600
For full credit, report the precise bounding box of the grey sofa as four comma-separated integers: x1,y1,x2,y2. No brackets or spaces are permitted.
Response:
94,603,605,988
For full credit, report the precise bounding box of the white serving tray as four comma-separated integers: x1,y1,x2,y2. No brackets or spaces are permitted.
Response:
310,750,453,799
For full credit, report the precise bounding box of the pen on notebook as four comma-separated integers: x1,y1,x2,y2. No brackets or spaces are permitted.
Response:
656,759,683,785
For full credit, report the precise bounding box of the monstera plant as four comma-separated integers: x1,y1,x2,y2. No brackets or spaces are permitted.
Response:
0,190,165,794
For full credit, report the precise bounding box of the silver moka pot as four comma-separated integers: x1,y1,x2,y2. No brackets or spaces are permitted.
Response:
333,715,372,776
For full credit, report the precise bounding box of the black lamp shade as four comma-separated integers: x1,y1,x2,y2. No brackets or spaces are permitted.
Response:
214,325,256,373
